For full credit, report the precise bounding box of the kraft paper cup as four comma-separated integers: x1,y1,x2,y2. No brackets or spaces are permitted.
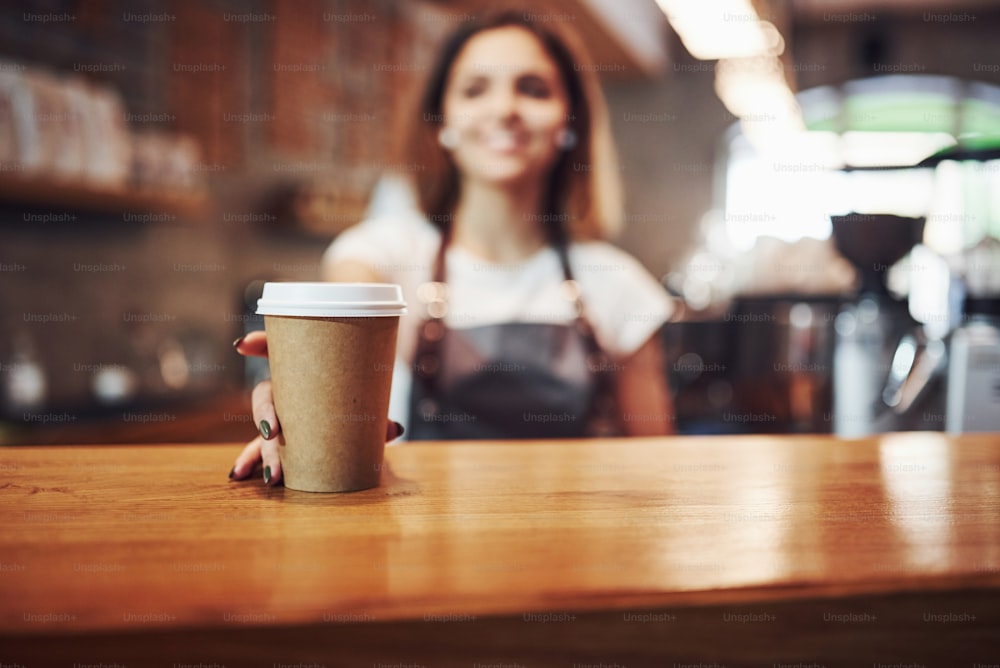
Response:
257,282,406,493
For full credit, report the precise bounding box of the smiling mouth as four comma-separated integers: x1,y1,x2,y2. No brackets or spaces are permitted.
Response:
481,130,524,152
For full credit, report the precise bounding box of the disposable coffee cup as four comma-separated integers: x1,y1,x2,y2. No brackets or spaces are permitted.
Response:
256,282,406,492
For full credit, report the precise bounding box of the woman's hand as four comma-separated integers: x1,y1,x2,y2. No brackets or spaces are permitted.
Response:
229,330,403,486
229,331,283,484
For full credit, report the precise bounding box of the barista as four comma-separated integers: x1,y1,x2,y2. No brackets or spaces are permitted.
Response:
231,11,675,485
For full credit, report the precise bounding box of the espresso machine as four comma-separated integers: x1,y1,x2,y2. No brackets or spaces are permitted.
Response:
831,213,938,436
945,240,1000,433
828,137,1000,435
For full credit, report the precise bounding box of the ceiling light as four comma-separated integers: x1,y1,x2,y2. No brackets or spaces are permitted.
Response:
715,56,805,147
656,0,784,60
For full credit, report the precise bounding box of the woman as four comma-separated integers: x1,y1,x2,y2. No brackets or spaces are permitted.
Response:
231,11,674,485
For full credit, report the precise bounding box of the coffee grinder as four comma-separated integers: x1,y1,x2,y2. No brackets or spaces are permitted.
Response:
831,213,927,436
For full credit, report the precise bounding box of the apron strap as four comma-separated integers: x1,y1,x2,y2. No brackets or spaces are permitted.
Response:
424,223,608,355
431,226,451,283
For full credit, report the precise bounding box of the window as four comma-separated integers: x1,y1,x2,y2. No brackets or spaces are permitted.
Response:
721,74,1000,255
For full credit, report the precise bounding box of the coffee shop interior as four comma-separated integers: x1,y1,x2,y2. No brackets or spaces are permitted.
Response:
2,0,1000,445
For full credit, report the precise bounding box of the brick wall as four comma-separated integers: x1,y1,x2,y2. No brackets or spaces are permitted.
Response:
0,0,416,432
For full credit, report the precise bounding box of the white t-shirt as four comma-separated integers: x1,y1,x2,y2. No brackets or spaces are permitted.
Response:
322,214,673,433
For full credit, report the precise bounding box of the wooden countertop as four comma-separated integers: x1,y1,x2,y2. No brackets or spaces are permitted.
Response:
1,433,999,666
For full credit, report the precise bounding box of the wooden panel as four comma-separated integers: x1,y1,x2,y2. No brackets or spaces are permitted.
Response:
3,588,998,667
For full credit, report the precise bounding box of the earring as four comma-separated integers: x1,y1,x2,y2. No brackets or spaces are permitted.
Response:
555,127,577,151
438,127,459,150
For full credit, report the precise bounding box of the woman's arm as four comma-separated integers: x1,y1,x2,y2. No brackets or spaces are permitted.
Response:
616,333,675,436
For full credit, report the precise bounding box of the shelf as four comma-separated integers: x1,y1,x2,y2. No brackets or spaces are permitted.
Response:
0,391,250,446
0,172,209,219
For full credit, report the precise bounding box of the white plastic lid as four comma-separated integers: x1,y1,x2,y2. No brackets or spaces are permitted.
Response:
256,282,407,317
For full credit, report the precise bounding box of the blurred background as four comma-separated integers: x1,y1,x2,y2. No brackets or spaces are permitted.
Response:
2,0,1000,444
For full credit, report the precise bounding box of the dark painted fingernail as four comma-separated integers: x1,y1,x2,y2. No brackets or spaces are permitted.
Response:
232,336,245,348
263,465,272,485
393,421,405,439
259,419,271,439
228,466,236,479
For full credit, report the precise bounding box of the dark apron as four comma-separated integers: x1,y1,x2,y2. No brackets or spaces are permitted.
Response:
407,236,621,440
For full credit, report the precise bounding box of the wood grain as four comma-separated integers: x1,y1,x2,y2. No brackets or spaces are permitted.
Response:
1,433,999,666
